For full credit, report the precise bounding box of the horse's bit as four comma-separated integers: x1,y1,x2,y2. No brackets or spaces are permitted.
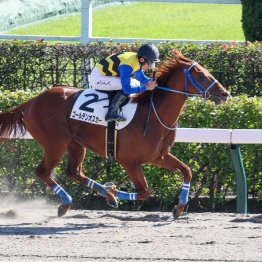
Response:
150,62,218,131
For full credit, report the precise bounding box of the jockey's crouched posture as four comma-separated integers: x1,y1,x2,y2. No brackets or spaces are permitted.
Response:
90,44,160,122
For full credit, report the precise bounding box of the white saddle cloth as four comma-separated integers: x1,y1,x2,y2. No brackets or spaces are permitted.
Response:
70,89,138,130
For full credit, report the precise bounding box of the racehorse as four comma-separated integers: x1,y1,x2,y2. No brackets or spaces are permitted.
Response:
0,50,229,219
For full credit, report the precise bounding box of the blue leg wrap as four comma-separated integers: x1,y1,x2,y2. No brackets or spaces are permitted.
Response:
116,191,139,201
85,178,108,197
179,182,190,205
52,184,72,205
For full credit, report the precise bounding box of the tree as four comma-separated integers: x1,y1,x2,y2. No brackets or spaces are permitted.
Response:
241,0,262,42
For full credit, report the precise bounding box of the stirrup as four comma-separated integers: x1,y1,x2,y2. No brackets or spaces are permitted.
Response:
105,113,126,122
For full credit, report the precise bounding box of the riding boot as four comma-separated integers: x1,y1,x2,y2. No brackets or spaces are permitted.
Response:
105,91,127,122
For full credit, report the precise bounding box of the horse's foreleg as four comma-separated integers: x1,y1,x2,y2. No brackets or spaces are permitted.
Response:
149,153,192,219
120,163,150,201
66,140,118,207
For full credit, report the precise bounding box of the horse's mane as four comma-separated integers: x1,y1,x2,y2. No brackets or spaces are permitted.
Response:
132,50,192,104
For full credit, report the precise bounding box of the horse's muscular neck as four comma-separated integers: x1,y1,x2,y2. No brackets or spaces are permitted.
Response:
154,91,186,130
153,70,187,130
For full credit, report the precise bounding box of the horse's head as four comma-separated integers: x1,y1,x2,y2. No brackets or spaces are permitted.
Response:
182,61,230,104
156,50,230,104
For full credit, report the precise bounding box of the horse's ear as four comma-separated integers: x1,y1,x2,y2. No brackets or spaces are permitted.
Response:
172,49,192,64
172,49,183,58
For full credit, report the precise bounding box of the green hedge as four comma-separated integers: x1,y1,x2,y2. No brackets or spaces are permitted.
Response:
0,90,261,209
0,41,261,96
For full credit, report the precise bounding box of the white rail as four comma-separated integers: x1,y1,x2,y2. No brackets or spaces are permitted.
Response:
11,128,262,144
176,128,262,144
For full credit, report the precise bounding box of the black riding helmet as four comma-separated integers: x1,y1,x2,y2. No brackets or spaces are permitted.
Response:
137,44,160,62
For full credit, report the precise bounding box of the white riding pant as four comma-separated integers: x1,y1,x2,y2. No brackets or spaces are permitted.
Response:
89,66,141,91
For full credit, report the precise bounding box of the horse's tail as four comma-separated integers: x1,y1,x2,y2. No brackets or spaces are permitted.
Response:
0,101,29,141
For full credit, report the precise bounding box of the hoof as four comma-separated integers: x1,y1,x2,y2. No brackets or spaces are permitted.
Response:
172,205,185,220
58,204,70,217
106,192,118,208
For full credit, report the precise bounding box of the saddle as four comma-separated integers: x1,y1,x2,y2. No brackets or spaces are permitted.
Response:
70,89,138,159
70,89,137,129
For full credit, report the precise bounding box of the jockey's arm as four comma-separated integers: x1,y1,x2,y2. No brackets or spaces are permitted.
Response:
134,69,151,85
119,65,148,95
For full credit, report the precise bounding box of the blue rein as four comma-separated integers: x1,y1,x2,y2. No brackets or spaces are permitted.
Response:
157,62,218,98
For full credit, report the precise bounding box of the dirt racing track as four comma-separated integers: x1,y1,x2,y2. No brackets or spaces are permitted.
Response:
0,199,262,262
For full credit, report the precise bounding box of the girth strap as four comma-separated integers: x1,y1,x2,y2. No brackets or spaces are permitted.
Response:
105,121,117,160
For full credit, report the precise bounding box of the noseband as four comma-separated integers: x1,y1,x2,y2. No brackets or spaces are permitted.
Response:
157,62,218,99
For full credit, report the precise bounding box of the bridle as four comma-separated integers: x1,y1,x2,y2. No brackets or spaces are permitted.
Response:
150,62,218,131
156,62,218,99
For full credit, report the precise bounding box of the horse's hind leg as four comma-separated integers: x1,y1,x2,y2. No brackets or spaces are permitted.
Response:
149,153,192,219
66,140,118,207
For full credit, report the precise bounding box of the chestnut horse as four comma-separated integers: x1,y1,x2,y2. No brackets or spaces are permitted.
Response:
0,50,229,219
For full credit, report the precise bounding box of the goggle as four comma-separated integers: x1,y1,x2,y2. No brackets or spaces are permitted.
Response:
146,60,156,69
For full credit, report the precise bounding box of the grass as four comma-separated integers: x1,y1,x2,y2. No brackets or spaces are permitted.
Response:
7,2,244,41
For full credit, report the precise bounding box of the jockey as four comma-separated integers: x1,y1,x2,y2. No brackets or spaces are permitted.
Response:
90,44,160,122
